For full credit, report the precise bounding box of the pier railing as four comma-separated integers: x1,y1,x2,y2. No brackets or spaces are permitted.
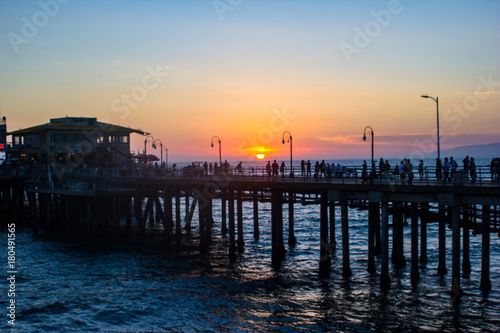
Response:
3,164,499,190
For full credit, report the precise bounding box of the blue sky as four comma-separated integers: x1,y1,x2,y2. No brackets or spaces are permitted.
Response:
1,0,499,161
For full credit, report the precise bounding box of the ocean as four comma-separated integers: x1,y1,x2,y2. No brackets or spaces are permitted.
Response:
2,196,499,332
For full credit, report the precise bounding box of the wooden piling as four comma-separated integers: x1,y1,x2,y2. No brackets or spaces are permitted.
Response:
288,192,296,246
329,201,336,249
480,205,491,291
320,192,330,269
420,202,428,264
253,190,259,239
341,200,351,277
228,190,236,255
271,189,285,265
175,192,181,238
411,202,419,281
451,204,461,297
462,204,471,275
437,204,447,275
221,192,227,235
237,189,245,253
367,202,376,273
380,201,390,288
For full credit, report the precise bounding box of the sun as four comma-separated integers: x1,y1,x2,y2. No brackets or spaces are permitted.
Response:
256,154,265,159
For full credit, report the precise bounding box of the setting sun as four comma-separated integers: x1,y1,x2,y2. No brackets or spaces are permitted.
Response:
256,154,265,159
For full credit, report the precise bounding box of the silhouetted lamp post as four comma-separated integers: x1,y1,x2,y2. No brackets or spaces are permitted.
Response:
164,147,168,169
144,135,155,167
211,136,222,166
421,95,440,160
282,131,293,177
153,139,163,165
363,126,374,178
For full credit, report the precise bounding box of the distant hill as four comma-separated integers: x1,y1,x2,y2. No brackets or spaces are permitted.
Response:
441,142,500,159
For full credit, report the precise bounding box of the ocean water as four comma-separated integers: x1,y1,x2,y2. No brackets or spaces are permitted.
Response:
2,199,499,332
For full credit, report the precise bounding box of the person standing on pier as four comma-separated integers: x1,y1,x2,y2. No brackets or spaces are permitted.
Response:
272,160,279,178
436,158,442,181
463,156,470,180
418,160,424,179
443,157,450,183
266,161,271,180
405,159,414,185
450,157,457,180
301,160,305,177
280,161,285,178
470,157,477,183
306,160,311,178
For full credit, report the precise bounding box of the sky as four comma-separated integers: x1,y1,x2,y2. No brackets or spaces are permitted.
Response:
1,0,499,163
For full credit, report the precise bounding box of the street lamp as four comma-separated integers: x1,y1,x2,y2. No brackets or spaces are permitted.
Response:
363,126,374,179
421,95,440,160
144,135,155,166
153,139,163,166
211,136,221,166
282,131,293,177
164,147,168,169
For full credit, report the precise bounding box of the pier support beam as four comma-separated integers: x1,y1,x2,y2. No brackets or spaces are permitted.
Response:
380,201,390,288
237,189,245,253
392,202,406,268
462,205,471,275
288,192,296,246
420,202,428,264
480,205,491,291
253,190,259,239
411,202,419,282
221,193,227,235
228,190,236,255
175,193,181,239
329,202,336,249
451,204,462,297
367,202,377,273
438,205,447,275
320,192,330,270
271,189,286,265
341,200,352,277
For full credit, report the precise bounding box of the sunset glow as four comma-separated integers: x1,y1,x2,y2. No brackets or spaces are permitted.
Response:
256,154,265,160
0,1,498,162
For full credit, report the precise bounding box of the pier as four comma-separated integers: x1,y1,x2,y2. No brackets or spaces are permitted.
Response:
1,167,499,296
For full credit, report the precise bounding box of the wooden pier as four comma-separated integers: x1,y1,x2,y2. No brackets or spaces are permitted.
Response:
1,171,499,296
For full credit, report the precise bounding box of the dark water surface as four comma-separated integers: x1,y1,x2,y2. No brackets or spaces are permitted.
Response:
2,201,499,332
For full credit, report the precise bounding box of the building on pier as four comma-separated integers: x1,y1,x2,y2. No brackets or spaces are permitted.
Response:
6,116,148,167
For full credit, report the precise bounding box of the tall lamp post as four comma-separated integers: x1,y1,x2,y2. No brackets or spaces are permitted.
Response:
363,126,374,178
164,147,168,169
211,136,222,166
144,135,155,167
153,139,163,166
282,131,293,177
421,95,440,160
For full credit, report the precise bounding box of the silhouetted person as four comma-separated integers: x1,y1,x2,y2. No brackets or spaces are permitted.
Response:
435,158,442,181
470,157,477,183
463,156,470,180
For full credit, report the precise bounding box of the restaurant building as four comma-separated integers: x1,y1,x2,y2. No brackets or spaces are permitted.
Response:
7,117,148,167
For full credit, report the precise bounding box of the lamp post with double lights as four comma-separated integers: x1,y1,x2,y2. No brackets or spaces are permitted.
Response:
153,139,163,166
211,136,222,166
144,135,155,167
282,131,293,177
421,94,440,160
363,126,374,180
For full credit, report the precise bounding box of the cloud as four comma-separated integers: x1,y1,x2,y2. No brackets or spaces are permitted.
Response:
474,90,498,95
